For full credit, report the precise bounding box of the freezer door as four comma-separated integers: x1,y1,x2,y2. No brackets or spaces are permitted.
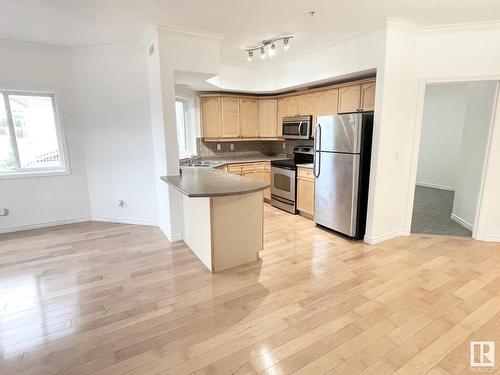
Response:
316,114,362,153
314,152,360,237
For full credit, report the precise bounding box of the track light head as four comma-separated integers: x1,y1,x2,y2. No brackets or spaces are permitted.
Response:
247,50,254,61
260,47,266,59
283,38,290,50
268,43,276,57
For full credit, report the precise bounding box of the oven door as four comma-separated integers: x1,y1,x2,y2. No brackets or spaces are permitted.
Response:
282,120,311,139
271,167,296,201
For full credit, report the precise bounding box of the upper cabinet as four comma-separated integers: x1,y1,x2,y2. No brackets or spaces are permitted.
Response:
221,97,240,138
338,85,362,113
313,88,339,117
281,96,299,117
202,97,221,138
338,82,376,113
360,82,376,111
298,93,314,115
259,99,278,138
200,79,375,141
239,98,259,138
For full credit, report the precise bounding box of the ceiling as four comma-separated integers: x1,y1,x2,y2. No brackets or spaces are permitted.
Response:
2,0,500,66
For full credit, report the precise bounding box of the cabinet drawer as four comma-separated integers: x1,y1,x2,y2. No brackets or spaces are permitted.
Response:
297,167,314,180
227,163,255,172
254,162,268,171
263,162,271,172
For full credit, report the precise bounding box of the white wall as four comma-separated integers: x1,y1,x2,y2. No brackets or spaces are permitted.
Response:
73,44,158,225
416,83,468,190
0,41,90,232
452,81,497,228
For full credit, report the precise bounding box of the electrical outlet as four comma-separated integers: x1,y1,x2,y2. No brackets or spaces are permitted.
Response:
117,199,124,207
282,142,286,149
0,208,9,216
216,143,221,151
230,143,234,151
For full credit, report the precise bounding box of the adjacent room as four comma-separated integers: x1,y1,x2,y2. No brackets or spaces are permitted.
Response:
412,81,497,237
1,2,500,374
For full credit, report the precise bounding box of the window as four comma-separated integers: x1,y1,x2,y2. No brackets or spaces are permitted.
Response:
175,99,192,159
0,91,67,177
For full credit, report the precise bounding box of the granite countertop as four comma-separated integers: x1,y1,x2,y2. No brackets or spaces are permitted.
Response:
161,168,269,198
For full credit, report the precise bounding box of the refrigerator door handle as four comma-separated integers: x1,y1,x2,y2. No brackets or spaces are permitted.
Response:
313,124,321,178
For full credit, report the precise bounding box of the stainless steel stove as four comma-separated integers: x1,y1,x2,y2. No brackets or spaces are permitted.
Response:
270,146,314,214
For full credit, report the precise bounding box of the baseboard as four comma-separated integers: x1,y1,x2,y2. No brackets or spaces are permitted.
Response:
0,216,158,234
416,182,455,191
450,213,473,231
90,216,158,227
167,233,183,242
364,229,407,245
0,217,90,234
476,235,500,243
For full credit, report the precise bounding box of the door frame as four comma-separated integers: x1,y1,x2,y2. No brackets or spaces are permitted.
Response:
405,77,500,239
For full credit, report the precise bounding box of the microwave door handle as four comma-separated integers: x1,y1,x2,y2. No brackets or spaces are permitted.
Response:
298,122,303,136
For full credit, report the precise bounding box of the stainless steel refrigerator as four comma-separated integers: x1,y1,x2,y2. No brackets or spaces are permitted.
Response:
313,113,373,239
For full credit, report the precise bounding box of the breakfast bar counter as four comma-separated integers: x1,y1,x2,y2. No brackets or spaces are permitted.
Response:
161,168,268,272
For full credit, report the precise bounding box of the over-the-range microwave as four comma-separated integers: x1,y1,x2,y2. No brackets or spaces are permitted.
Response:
281,115,312,139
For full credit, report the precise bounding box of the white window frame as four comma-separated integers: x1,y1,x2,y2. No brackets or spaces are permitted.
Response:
0,90,69,179
175,98,195,160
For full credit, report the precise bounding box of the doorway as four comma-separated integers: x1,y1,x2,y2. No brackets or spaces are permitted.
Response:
411,81,498,237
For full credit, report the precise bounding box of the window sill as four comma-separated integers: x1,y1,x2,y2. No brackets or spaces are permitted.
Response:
0,169,70,180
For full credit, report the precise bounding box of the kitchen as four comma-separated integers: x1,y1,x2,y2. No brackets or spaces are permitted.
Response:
3,2,500,374
164,77,376,271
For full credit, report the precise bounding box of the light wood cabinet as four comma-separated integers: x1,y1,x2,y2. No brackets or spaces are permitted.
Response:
239,98,259,138
312,88,339,137
225,162,271,201
200,78,375,141
258,99,278,138
338,85,361,113
202,97,221,138
360,82,376,111
221,97,240,138
282,96,300,117
297,166,314,216
298,93,314,115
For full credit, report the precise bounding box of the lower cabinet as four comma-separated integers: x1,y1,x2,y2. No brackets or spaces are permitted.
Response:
297,167,315,217
226,162,271,201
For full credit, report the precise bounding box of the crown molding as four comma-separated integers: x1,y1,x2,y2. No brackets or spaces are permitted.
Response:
158,24,224,40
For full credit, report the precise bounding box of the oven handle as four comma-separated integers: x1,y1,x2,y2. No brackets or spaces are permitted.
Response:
314,123,321,178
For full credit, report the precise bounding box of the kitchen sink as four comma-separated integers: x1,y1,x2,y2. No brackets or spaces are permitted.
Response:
182,160,219,168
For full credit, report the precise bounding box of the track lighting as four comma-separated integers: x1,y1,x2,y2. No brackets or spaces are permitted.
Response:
244,35,294,62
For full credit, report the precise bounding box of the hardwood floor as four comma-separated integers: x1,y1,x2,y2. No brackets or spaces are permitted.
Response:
1,204,499,374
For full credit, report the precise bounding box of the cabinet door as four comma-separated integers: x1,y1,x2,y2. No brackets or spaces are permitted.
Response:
312,88,338,137
221,97,240,138
254,170,269,201
298,93,314,115
360,82,376,111
297,178,314,216
202,97,221,138
338,85,361,113
241,171,255,180
277,98,285,136
258,99,278,137
239,98,259,138
284,96,300,116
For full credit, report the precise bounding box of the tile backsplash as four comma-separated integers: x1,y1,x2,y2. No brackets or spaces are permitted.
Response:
196,138,314,159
